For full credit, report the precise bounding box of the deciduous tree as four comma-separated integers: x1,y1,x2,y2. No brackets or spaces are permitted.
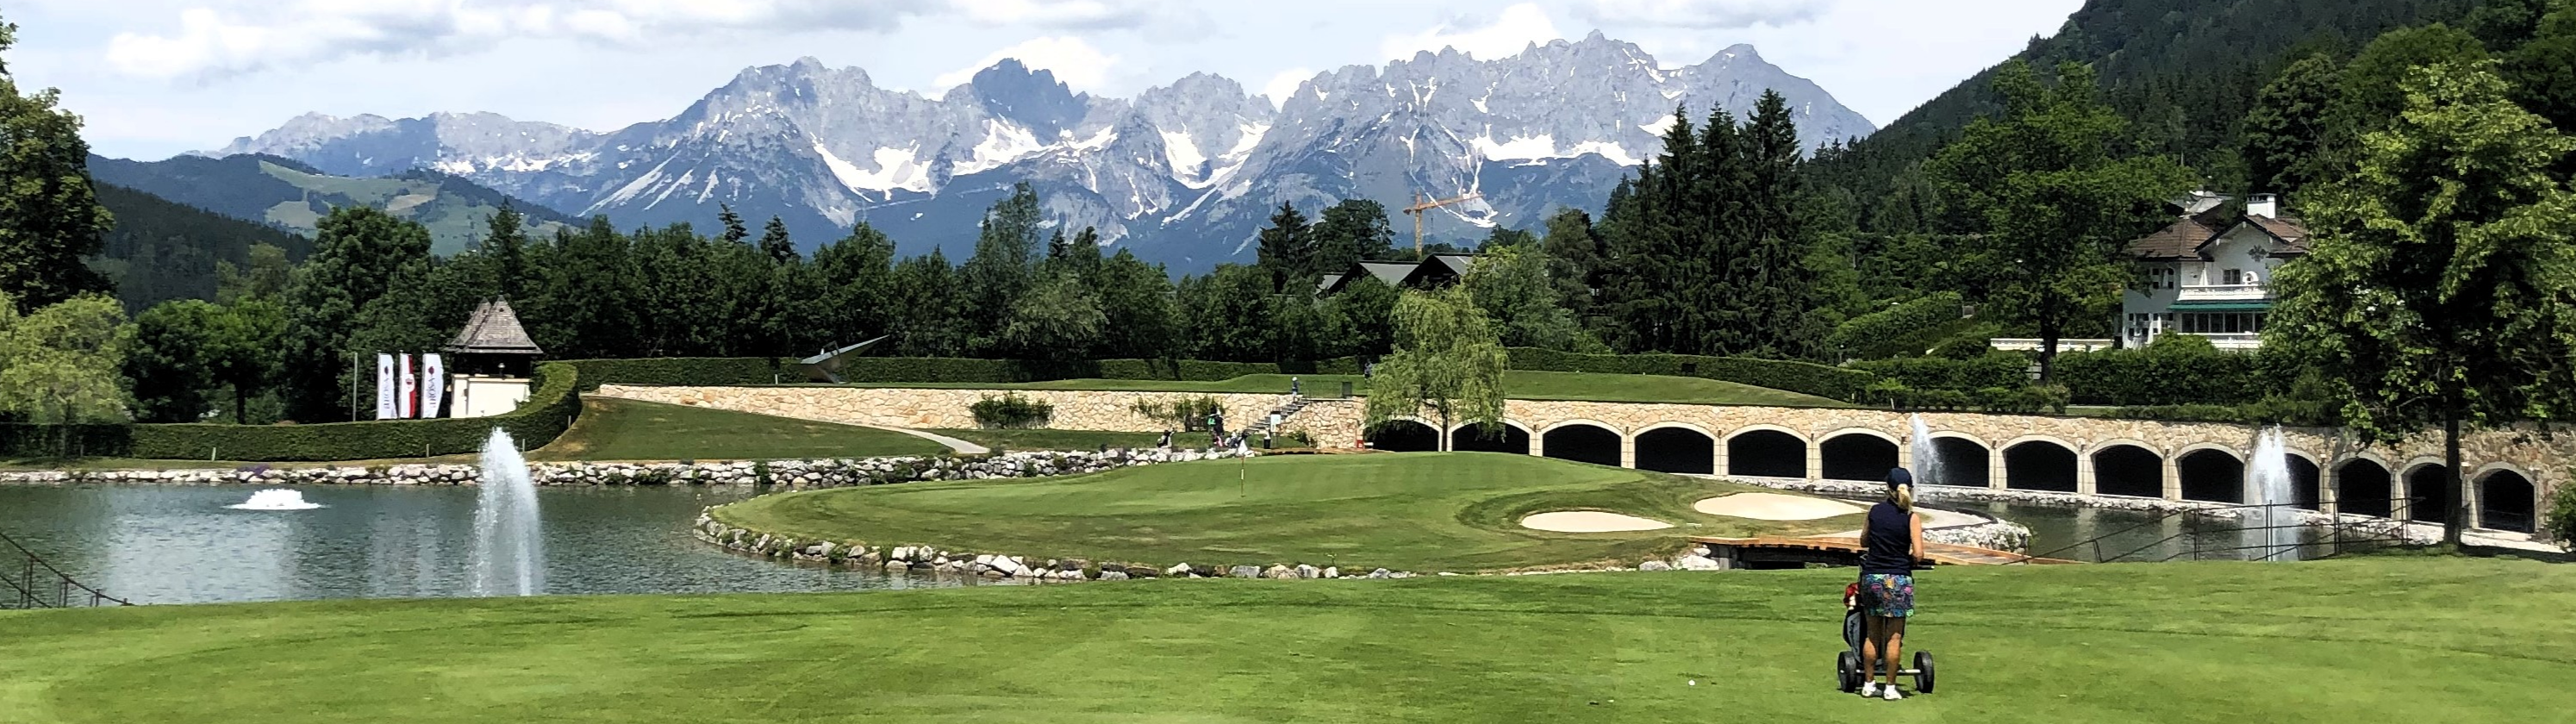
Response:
1363,285,1507,451
2270,60,2576,546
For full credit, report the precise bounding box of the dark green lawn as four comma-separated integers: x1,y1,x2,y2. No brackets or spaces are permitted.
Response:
0,557,2562,723
839,370,1845,407
714,452,1856,572
528,397,947,461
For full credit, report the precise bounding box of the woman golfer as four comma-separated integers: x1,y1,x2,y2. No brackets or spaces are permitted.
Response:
1857,467,1924,700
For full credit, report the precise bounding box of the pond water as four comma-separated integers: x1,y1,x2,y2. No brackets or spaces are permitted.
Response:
0,484,995,605
0,483,2355,606
1956,499,2347,563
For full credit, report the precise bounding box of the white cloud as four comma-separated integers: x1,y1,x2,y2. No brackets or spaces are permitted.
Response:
932,36,1120,90
1380,3,1562,61
1581,0,1836,29
1261,68,1313,109
101,0,1154,80
951,0,1154,28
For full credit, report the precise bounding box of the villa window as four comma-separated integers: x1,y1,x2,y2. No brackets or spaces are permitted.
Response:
2223,269,2242,285
2179,312,2267,334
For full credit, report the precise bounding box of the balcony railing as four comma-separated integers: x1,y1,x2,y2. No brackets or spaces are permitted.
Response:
2189,332,2265,350
2176,284,2271,302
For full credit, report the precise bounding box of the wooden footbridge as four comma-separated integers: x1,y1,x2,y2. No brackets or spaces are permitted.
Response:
1690,535,2080,569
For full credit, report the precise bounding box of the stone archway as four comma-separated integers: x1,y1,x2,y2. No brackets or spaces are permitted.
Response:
1819,432,1900,483
1367,420,1440,452
1637,427,1716,475
1540,423,1622,467
2092,444,2163,497
2287,455,2322,511
1450,422,1531,455
2478,469,2537,534
2178,448,2245,503
1924,436,1990,487
2336,459,2393,518
1725,429,1805,479
2404,465,2451,523
2003,440,2077,492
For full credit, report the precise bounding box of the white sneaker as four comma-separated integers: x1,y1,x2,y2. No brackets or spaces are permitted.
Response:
1860,682,1878,697
1880,685,1904,701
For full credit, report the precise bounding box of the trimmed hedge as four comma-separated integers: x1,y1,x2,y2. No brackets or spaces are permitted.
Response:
563,357,787,390
1848,353,2030,394
2,361,583,462
2052,342,2270,406
1504,347,1874,402
1828,291,1968,360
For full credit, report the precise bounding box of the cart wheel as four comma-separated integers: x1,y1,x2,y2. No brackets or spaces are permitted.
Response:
1913,651,1936,694
1837,650,1859,692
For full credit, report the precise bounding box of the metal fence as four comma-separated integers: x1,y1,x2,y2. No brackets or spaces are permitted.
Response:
0,529,130,609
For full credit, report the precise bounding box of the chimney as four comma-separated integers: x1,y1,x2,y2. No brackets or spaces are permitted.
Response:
2247,194,2279,219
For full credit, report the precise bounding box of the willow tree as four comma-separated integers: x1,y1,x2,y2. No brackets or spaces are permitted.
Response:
2268,60,2576,546
1363,285,1506,451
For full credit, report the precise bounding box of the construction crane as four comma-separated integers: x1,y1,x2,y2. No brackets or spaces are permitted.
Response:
1401,190,1483,256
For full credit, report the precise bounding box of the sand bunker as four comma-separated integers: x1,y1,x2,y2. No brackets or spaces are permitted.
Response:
1519,511,1675,533
1693,493,1865,521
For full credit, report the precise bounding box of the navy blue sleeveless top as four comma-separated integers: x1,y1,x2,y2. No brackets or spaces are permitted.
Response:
1859,502,1915,574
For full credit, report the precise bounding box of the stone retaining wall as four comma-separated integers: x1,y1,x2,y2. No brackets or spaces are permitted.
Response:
593,385,2567,528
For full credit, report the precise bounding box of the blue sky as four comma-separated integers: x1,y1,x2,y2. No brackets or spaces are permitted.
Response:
5,0,2083,160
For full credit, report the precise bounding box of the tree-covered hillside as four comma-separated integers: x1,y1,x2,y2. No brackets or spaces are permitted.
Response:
85,153,574,255
1810,0,2483,233
89,183,311,312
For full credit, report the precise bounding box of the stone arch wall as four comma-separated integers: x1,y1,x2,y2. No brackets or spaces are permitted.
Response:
593,386,2573,521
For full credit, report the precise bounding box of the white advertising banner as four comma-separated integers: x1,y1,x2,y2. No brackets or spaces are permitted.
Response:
375,354,397,420
421,353,446,419
398,353,417,419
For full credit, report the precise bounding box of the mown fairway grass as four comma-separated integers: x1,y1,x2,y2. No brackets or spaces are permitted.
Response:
714,452,1857,572
0,557,2562,723
842,370,1846,408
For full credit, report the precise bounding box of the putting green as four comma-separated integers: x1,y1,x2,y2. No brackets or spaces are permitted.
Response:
0,558,2562,723
712,452,1860,572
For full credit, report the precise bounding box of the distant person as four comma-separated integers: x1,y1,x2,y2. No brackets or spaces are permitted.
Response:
1857,467,1926,700
1291,376,1301,396
1157,430,1172,449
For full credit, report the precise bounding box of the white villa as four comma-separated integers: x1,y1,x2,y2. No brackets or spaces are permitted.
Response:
2118,193,2311,350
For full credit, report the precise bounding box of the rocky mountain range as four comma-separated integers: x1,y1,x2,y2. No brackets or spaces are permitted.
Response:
206,33,1874,271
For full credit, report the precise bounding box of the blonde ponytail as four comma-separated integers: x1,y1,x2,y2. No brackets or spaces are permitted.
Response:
1893,484,1915,513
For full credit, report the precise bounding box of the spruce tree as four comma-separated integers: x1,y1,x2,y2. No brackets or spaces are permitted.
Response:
1256,202,1315,294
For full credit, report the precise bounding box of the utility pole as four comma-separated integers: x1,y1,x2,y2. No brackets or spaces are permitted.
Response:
1401,191,1483,257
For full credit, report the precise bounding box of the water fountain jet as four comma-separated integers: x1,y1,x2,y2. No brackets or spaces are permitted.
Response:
2247,427,2303,561
471,428,544,596
228,489,322,510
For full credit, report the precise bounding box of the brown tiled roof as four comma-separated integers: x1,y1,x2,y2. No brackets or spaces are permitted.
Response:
446,297,544,356
2127,218,2221,260
2245,215,2312,253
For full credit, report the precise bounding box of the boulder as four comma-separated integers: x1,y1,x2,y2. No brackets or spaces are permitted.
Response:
1165,563,1194,577
1099,570,1130,581
1638,560,1674,571
1263,565,1295,580
1367,568,1392,579
1294,565,1320,579
1228,565,1263,579
1321,566,1340,579
1675,554,1723,571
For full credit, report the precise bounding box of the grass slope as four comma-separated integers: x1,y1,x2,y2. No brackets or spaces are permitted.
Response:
845,370,1844,407
529,398,946,462
0,558,2563,723
714,452,1856,572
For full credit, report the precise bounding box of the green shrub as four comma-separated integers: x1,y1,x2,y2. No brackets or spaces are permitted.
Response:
2105,404,2248,423
1828,291,1968,359
2054,335,2271,406
970,393,1054,429
1132,396,1222,431
1504,347,1874,401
